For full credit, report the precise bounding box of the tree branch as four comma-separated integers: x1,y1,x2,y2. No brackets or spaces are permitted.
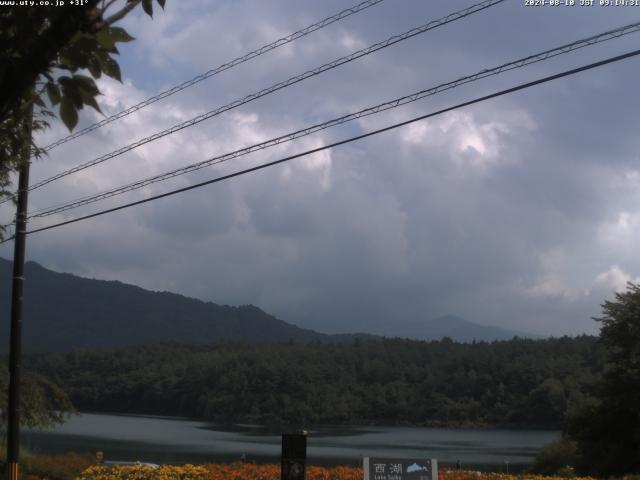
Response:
100,0,120,17
95,0,142,30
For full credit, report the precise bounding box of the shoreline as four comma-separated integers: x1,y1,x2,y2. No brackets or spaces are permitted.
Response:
72,410,564,432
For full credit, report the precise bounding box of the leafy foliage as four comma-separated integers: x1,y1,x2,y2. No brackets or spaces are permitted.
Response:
0,452,94,480
26,453,94,480
0,459,607,480
566,283,640,477
0,0,166,235
79,464,360,480
0,362,75,434
26,336,603,429
530,438,580,476
79,464,209,480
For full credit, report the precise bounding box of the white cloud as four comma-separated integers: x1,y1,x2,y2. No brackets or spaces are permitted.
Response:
597,211,640,254
523,249,580,300
397,108,535,172
2,1,640,337
591,265,640,295
340,31,366,51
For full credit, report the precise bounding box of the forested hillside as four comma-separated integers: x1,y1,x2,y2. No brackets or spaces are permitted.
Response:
26,336,603,428
0,258,373,351
0,258,531,350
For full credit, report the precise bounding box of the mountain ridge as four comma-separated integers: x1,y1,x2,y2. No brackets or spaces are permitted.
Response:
396,314,540,342
0,258,375,352
0,258,539,352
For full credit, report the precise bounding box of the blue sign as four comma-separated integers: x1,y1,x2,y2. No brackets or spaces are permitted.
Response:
363,457,437,480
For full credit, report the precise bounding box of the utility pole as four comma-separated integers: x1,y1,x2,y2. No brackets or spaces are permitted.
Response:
6,115,32,480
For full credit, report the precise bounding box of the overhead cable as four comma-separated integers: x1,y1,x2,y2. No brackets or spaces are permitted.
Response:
8,48,637,241
26,21,640,219
24,0,506,194
40,0,388,152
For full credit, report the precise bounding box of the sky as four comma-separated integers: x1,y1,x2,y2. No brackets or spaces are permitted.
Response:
2,0,640,337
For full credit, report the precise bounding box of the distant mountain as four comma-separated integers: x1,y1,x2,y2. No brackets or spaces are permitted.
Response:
0,258,539,352
0,258,373,352
395,314,539,342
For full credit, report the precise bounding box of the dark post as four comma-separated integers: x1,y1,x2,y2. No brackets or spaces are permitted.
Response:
281,431,307,480
6,150,31,480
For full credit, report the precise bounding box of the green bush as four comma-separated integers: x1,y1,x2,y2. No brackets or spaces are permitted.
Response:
530,437,580,476
555,465,576,478
0,451,94,480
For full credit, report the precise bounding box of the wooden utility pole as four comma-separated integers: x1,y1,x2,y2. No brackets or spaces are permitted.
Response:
6,118,31,480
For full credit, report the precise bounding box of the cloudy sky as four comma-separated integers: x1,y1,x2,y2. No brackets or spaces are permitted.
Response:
2,0,640,337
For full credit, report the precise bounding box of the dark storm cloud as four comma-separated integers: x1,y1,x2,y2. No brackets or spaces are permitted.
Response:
2,0,639,337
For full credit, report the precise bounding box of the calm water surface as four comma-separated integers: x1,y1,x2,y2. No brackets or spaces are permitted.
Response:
23,413,558,470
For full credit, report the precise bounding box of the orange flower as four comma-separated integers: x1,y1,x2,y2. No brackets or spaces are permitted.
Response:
76,463,600,480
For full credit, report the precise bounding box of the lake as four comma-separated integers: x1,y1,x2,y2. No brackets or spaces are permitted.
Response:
23,413,558,471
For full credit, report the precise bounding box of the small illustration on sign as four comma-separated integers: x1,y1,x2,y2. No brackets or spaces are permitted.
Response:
407,463,428,473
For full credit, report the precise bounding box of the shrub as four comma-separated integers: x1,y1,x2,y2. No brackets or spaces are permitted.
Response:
555,465,576,478
0,452,94,480
26,452,95,480
78,464,209,480
530,438,580,476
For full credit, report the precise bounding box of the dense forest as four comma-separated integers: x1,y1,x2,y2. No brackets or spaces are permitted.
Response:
26,336,603,429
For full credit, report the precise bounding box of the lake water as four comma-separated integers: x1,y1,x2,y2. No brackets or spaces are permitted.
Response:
23,413,558,471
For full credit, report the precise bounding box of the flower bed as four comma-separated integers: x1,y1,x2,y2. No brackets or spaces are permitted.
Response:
75,463,602,480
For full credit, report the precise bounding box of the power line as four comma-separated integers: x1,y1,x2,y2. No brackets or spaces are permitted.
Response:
40,0,388,153
10,48,638,241
24,21,640,219
23,0,505,194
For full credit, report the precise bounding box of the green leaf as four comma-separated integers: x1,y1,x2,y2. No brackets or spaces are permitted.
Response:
59,76,83,109
108,26,135,43
59,97,78,131
96,26,134,50
142,0,153,17
156,0,166,8
98,55,122,82
60,34,98,69
46,83,61,106
71,75,102,114
87,58,102,79
72,74,100,95
79,90,102,114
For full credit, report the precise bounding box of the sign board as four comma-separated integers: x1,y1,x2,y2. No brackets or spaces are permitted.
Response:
363,457,437,480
